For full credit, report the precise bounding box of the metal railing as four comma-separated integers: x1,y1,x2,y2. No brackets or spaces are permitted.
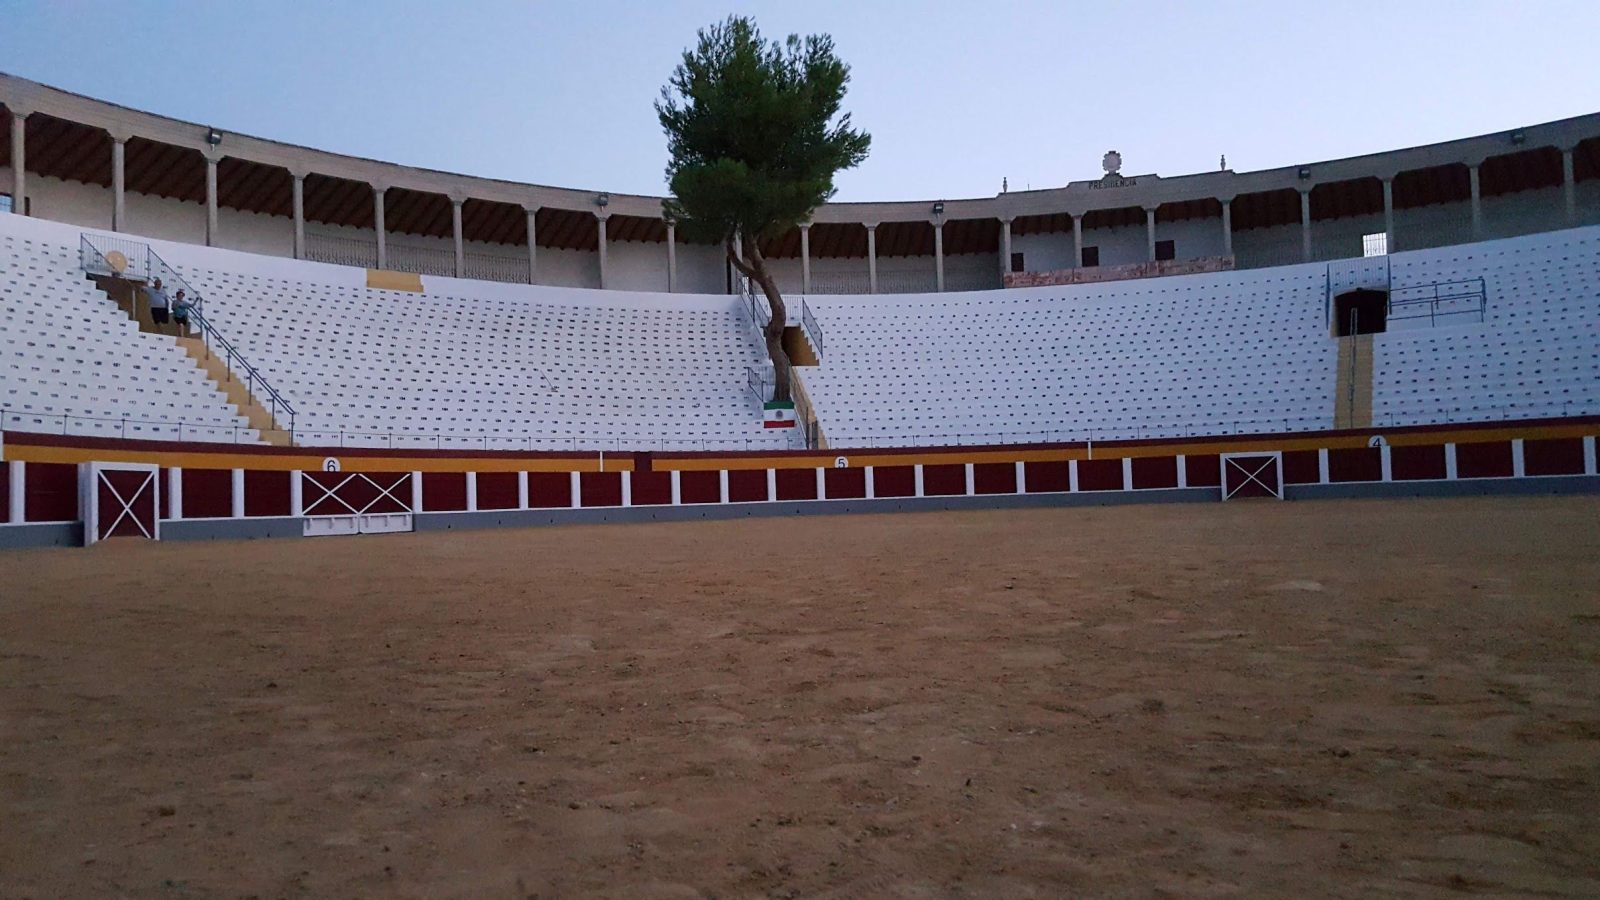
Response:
800,297,825,360
5,400,1592,454
80,232,296,437
1389,277,1487,326
304,232,534,285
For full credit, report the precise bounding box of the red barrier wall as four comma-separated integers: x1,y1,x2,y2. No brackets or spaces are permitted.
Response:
679,470,721,504
181,468,232,518
245,470,290,517
1077,459,1123,491
922,464,965,496
631,471,673,506
825,467,866,500
527,472,571,508
1392,445,1446,480
1523,438,1584,476
1328,447,1382,482
872,465,916,498
973,462,1016,495
1131,456,1178,490
423,473,469,511
1024,460,1069,493
580,472,623,507
727,469,768,503
775,468,818,501
1457,441,1512,479
25,462,78,522
477,472,519,510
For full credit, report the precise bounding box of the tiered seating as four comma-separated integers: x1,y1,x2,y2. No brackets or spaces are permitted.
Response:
1372,227,1600,426
804,267,1338,445
186,267,780,450
0,232,257,443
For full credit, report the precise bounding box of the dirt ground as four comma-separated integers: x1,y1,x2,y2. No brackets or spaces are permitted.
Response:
2,496,1599,898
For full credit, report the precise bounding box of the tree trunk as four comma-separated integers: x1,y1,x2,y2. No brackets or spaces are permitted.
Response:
729,237,792,403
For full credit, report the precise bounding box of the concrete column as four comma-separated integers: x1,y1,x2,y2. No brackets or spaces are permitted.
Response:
1382,177,1395,251
799,224,812,293
169,467,184,520
1071,215,1083,266
665,222,677,292
865,223,878,294
595,213,609,289
290,171,306,259
450,196,465,277
999,217,1012,277
524,206,539,284
8,461,24,523
372,184,388,269
204,152,220,247
230,468,245,518
1144,206,1157,261
287,470,301,517
110,135,127,231
933,220,945,292
1468,164,1483,239
1299,189,1312,262
1561,148,1576,225
1219,199,1233,256
8,108,27,215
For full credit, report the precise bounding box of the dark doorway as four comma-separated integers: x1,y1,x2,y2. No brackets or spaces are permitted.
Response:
1333,289,1388,336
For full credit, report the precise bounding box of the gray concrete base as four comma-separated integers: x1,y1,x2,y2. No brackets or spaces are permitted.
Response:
1287,474,1600,501
161,516,307,542
0,521,82,549
412,487,1216,533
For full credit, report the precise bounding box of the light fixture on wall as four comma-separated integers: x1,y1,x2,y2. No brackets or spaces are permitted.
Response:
931,201,945,216
205,127,223,147
1509,129,1526,145
1297,166,1311,180
595,192,609,209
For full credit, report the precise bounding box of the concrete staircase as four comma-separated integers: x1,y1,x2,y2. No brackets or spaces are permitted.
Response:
176,337,293,446
1334,334,1374,429
88,274,290,446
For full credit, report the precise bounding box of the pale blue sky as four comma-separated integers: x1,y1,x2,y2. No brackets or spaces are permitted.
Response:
2,0,1597,201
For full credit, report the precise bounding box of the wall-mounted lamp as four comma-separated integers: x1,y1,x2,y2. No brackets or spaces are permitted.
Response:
595,192,610,208
1509,129,1526,145
931,201,945,216
205,127,223,147
1297,167,1311,180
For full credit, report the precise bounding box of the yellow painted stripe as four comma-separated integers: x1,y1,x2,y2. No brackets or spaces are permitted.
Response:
7,445,631,473
6,422,1590,474
365,269,424,292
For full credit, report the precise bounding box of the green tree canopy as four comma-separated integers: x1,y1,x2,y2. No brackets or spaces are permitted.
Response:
657,15,870,403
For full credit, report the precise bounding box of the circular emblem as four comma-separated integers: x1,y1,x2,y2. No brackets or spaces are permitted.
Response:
833,456,849,469
105,250,129,273
1367,436,1387,448
322,457,342,472
1102,150,1123,176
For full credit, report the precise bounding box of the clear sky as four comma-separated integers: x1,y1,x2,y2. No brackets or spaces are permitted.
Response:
2,0,1597,202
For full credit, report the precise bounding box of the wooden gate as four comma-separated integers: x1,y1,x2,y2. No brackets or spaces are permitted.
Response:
301,471,414,536
1220,452,1283,501
82,462,160,544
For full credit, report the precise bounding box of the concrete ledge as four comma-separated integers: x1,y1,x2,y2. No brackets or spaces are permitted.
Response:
0,522,82,549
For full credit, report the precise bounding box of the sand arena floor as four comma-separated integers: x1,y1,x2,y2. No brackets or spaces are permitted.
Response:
2,496,1599,897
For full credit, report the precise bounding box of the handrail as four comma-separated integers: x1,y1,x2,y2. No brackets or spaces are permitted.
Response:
800,298,824,360
80,232,297,439
1388,276,1487,326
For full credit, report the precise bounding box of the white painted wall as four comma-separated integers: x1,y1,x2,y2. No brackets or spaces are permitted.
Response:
7,171,1596,292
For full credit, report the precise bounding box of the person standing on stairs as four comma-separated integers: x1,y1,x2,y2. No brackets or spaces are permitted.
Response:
144,278,171,329
172,289,192,335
